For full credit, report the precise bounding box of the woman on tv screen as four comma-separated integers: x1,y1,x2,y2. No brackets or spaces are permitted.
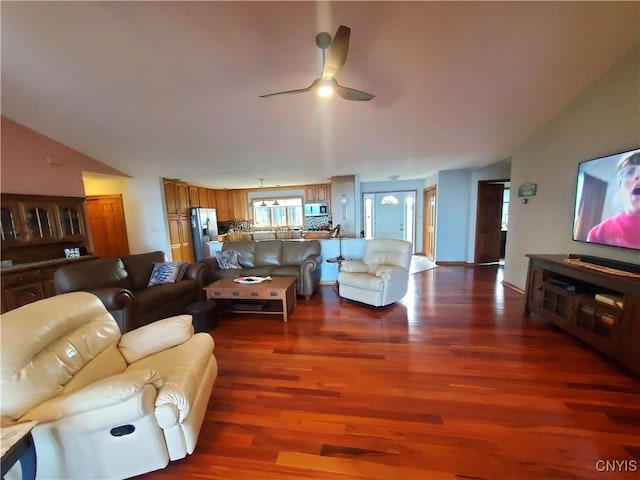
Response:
585,150,640,249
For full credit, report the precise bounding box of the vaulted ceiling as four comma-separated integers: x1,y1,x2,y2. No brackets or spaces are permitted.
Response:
2,1,638,189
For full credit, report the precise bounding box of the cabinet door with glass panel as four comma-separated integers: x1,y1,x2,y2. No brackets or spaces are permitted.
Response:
20,200,59,243
55,198,86,241
1,200,26,245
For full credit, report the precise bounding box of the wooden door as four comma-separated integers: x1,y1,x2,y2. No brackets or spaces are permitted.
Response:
423,186,436,259
474,181,505,264
86,195,130,258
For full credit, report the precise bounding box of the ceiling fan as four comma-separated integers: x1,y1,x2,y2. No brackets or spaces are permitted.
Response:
259,25,374,101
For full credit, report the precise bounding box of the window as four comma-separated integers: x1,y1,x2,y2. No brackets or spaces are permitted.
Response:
252,198,303,228
502,188,510,231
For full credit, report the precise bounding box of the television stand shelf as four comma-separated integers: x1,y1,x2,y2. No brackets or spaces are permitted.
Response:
525,254,640,376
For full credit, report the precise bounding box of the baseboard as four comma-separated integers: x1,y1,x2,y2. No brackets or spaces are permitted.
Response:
436,261,473,267
502,281,524,294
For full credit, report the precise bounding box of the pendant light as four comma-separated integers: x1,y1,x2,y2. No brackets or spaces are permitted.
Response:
258,179,267,207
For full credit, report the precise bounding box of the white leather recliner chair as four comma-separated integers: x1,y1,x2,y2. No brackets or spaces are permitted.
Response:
1,291,217,480
338,238,413,307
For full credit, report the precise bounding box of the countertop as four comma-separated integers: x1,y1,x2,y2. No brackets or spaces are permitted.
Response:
0,256,97,274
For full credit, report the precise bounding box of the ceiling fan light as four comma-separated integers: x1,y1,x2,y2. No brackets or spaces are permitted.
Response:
316,84,334,97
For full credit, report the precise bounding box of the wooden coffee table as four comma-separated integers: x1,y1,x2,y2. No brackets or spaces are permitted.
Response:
203,276,297,322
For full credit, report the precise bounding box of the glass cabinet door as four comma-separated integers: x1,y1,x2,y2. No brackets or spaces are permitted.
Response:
25,206,55,241
59,207,82,236
1,206,19,242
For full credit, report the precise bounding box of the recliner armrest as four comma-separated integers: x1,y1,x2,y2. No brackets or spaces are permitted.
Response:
118,315,194,364
22,369,163,423
374,265,408,282
340,260,369,273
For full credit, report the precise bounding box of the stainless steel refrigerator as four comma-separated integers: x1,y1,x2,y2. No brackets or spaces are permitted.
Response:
189,208,218,261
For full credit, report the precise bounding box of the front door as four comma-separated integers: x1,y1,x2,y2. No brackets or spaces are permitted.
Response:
363,191,416,244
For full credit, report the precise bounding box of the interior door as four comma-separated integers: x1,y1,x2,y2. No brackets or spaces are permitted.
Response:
474,182,505,264
423,186,436,259
86,195,130,258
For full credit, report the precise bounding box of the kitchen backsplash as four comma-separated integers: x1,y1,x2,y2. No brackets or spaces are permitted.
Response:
304,216,331,230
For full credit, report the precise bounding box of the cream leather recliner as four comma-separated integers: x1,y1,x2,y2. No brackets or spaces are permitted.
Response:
1,291,217,480
338,238,413,307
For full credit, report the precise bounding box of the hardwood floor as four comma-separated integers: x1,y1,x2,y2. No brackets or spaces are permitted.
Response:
135,266,640,480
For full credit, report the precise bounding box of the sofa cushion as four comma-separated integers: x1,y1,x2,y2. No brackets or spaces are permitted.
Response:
281,240,321,265
134,281,198,313
122,251,167,291
148,262,184,286
214,250,241,269
254,240,282,267
222,241,256,268
55,257,133,293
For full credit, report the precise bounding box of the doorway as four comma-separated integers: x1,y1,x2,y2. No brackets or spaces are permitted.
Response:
474,180,509,264
363,191,416,245
86,195,130,258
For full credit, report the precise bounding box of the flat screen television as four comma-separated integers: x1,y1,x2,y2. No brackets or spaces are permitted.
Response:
572,147,640,251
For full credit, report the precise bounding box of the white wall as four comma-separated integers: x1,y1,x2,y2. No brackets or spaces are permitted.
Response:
504,45,640,290
83,175,171,257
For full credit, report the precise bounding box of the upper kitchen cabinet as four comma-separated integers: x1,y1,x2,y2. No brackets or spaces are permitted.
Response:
305,184,330,204
188,185,200,208
163,179,189,215
215,190,231,221
229,190,249,220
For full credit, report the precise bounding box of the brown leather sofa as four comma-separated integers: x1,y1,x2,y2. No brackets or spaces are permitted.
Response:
199,239,321,299
54,251,207,332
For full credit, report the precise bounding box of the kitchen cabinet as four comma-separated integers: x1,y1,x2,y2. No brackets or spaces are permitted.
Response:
188,185,200,208
229,190,249,220
305,184,330,204
215,190,231,221
207,189,217,209
198,187,210,208
163,179,194,262
167,216,194,263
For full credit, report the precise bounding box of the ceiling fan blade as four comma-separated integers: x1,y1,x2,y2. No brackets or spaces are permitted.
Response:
259,85,314,98
322,25,350,79
335,84,375,101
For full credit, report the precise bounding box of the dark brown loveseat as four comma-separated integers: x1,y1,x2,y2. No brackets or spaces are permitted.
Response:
54,251,207,332
199,239,321,299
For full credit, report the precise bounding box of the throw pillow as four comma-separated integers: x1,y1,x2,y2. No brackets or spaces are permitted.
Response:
214,250,241,269
147,261,183,286
176,262,189,281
